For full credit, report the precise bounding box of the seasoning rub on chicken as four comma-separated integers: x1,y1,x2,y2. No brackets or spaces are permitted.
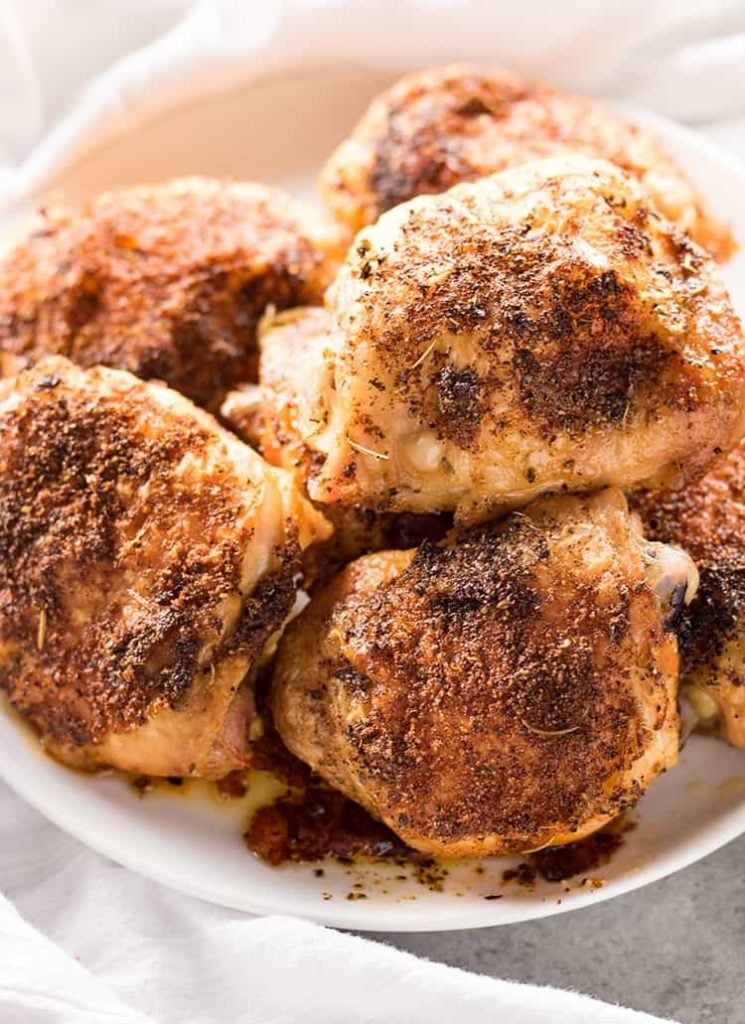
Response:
320,64,735,261
275,157,745,523
0,178,343,407
272,489,697,856
0,357,329,778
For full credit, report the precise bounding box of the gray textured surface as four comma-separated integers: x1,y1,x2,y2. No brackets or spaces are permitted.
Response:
374,834,745,1023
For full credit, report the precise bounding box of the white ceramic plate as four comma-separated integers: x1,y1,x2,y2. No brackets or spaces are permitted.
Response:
2,67,745,932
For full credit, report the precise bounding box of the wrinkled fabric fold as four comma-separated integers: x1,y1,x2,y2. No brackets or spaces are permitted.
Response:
0,782,673,1024
1,0,744,210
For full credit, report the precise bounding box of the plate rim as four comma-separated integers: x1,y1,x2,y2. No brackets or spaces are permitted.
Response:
2,79,745,932
3,721,745,932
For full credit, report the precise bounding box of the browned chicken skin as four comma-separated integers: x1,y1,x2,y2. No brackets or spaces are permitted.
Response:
0,178,343,407
633,442,745,747
272,489,697,857
0,357,329,777
285,158,745,523
320,64,735,261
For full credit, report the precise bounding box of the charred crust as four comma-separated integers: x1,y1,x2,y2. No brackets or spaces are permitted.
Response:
352,185,712,450
498,265,677,434
324,64,734,259
680,566,745,672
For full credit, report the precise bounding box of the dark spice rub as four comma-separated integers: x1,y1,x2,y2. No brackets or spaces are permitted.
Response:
307,157,745,523
0,178,342,407
320,64,735,261
632,439,745,746
271,488,694,856
0,356,329,777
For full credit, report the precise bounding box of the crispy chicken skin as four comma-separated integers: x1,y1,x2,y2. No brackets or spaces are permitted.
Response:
633,442,745,746
0,357,330,778
272,489,696,857
302,157,745,523
0,177,343,407
320,65,735,261
221,307,449,583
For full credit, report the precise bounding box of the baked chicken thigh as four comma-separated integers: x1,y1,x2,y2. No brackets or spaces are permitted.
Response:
0,357,329,777
0,177,342,407
283,157,745,523
272,488,696,856
633,441,745,746
320,65,734,261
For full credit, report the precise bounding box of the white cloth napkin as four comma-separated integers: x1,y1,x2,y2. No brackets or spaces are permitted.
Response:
1,2,744,1021
0,779,673,1024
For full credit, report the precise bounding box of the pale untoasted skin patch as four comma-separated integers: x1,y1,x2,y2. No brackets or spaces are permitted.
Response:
272,489,696,857
320,64,735,262
633,440,745,747
0,356,330,778
298,157,745,523
0,178,344,408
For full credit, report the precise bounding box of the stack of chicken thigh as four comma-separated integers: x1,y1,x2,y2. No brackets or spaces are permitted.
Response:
2,66,744,860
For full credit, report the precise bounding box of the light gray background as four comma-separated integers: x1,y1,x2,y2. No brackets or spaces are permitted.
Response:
371,834,745,1024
